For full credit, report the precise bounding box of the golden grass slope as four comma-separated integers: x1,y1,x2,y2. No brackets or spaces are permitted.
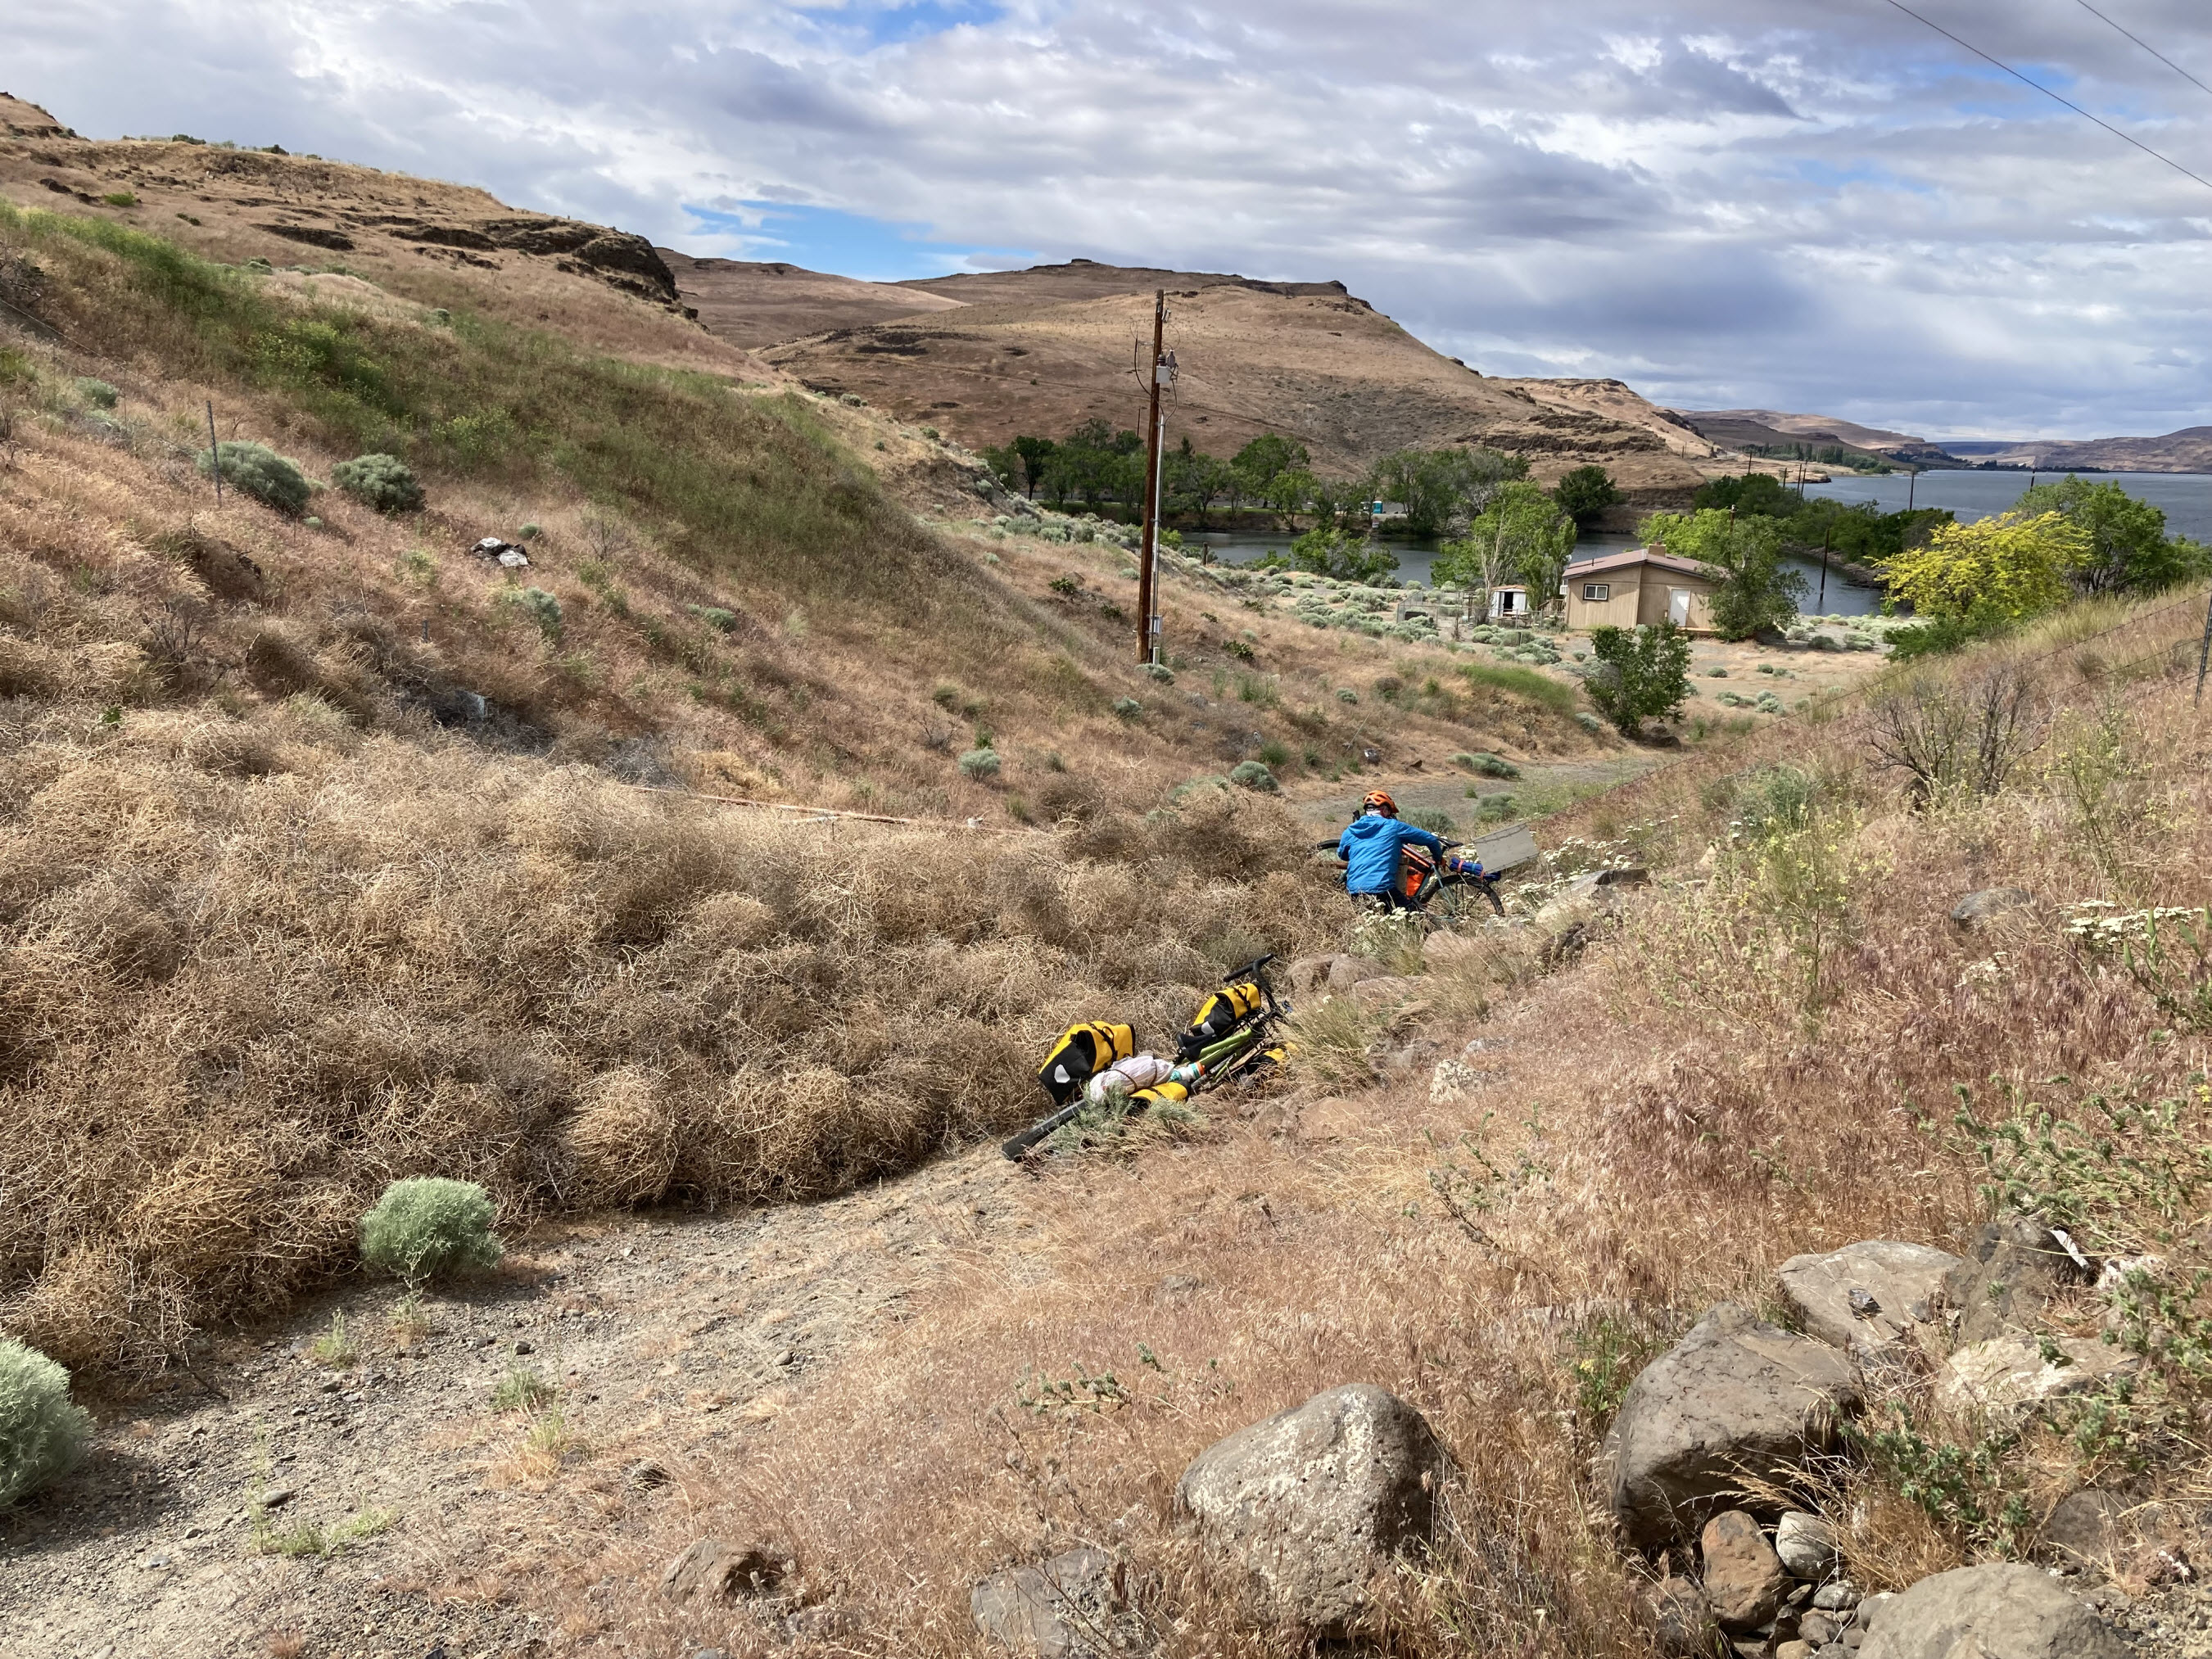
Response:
522,590,2212,1656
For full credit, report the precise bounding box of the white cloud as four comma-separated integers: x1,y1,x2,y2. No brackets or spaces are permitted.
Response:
14,0,2212,436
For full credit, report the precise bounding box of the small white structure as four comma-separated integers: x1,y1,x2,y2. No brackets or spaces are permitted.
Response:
1487,584,1531,619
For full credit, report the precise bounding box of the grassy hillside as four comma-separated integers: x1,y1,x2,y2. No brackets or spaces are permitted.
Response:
0,173,1617,1373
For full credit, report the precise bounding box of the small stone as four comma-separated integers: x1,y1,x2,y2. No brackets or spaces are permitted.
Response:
1812,1580,1861,1612
1847,1288,1880,1318
260,1487,296,1510
971,1546,1121,1657
1701,1509,1788,1632
773,1349,794,1367
624,1460,670,1489
1949,887,2033,930
660,1537,789,1602
1799,1611,1838,1644
1638,1576,1719,1656
1775,1512,1840,1580
513,1340,534,1355
1776,1643,1812,1659
141,1553,170,1569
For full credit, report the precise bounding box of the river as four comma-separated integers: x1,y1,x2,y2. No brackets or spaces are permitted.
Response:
1803,469,2212,541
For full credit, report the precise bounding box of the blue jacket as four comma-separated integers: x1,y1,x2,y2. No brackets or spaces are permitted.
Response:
1337,813,1445,896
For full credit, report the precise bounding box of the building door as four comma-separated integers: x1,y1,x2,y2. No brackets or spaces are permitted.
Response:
1668,588,1692,626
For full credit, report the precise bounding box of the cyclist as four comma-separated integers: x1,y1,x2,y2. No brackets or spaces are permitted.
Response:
1335,789,1446,911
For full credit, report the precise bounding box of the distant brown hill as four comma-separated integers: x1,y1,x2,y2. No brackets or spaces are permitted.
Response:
1969,427,2212,475
668,255,1710,501
1673,407,1925,452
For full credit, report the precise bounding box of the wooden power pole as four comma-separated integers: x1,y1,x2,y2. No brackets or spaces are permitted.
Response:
1135,289,1169,663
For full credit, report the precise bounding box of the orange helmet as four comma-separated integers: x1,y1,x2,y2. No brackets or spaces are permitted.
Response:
1361,789,1397,816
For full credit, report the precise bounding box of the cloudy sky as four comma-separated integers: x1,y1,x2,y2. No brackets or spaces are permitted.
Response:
17,0,2212,437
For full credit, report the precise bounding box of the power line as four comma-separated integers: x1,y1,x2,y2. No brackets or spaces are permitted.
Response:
1875,0,2212,194
2071,0,2212,102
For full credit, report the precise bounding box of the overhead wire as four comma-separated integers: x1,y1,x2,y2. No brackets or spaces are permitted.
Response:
1875,0,2212,194
2070,0,2212,102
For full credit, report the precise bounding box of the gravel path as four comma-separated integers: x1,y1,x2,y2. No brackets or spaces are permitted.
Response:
0,1148,1025,1659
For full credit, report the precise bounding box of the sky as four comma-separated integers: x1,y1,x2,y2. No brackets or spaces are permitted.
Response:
15,0,2212,439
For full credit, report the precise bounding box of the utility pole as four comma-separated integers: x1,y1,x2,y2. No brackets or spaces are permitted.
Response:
206,400,223,508
1135,289,1170,663
2196,584,2212,705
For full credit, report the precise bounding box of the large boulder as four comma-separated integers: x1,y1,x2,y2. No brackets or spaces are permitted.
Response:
1942,1216,2092,1345
1176,1384,1449,1633
1858,1562,2127,1659
1610,1304,1861,1548
1777,1240,1963,1358
971,1547,1136,1657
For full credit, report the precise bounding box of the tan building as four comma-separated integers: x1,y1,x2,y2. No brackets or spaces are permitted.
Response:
1563,547,1723,633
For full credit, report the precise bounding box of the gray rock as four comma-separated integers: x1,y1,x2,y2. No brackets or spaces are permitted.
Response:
1950,888,2033,930
1775,1512,1840,1580
660,1537,789,1602
1639,1575,1719,1656
1702,1509,1787,1632
1351,974,1425,1013
971,1547,1127,1658
1176,1383,1448,1633
1799,1611,1840,1645
2044,1488,2125,1567
1776,1643,1812,1659
1813,1580,1861,1612
1610,1304,1862,1548
1942,1215,2092,1345
1935,1332,2141,1417
1778,1241,1964,1357
1858,1562,2126,1658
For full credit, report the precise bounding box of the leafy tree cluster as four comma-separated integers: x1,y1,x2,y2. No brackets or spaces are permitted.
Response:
1683,469,2210,643
1432,481,1578,617
1635,508,1807,640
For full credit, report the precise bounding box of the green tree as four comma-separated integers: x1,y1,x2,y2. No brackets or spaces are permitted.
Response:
1786,498,1952,566
2015,475,2212,595
1011,435,1057,499
1231,433,1309,504
1163,437,1230,523
1636,508,1805,639
1553,464,1622,528
1043,420,1143,513
1435,481,1576,617
1369,446,1527,538
1585,622,1692,737
1880,509,2089,622
1270,526,1399,584
1692,472,1798,518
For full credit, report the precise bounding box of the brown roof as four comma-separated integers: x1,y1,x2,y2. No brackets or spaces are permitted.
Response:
1571,545,1721,582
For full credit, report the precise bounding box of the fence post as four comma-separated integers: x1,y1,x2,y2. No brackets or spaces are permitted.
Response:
2198,585,2212,705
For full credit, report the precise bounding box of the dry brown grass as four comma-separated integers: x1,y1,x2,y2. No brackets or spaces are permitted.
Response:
0,710,1341,1371
511,592,2212,1656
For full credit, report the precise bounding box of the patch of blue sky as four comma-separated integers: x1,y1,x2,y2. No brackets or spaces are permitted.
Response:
789,0,1006,50
685,201,1034,281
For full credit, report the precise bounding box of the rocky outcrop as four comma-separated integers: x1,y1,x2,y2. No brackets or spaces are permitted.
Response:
1609,1304,1860,1548
1176,1384,1448,1633
1857,1562,2127,1658
342,211,682,305
1777,1240,1962,1358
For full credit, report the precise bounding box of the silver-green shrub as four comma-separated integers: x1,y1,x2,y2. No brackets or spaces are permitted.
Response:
359,1178,503,1282
957,748,1002,780
197,441,310,514
76,377,119,409
0,1336,92,1508
330,453,423,513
